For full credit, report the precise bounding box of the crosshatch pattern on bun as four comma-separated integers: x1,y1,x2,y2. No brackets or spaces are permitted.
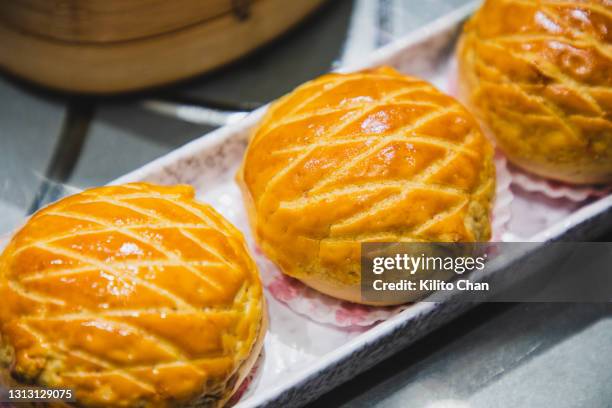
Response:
457,0,612,184
238,66,495,304
0,183,265,408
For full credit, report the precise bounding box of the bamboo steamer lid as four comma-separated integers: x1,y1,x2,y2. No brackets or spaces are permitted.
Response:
0,0,238,43
0,0,326,93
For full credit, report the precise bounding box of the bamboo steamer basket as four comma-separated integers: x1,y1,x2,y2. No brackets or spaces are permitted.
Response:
0,0,326,93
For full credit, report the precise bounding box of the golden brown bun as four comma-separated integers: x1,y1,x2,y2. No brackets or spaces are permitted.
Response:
457,0,612,184
237,67,495,305
0,183,265,408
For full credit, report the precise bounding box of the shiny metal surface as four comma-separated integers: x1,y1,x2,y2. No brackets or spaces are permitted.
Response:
307,301,612,408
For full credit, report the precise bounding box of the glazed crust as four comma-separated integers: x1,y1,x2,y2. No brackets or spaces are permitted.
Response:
0,183,265,408
457,0,612,184
238,67,495,304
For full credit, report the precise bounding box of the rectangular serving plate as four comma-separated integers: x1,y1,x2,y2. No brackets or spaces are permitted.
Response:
112,3,612,407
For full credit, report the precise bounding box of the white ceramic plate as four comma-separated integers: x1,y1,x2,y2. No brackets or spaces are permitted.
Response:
106,3,612,406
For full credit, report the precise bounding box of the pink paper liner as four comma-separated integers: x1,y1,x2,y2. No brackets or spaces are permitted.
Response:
508,165,611,202
492,152,512,241
262,258,406,328
227,351,264,406
446,57,460,99
259,154,514,328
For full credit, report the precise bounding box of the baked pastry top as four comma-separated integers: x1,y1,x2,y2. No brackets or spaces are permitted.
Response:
238,67,495,304
457,0,612,184
0,183,265,408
